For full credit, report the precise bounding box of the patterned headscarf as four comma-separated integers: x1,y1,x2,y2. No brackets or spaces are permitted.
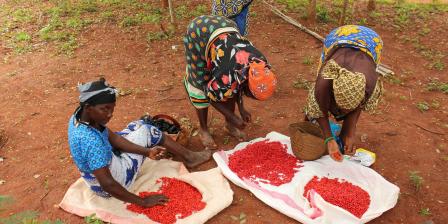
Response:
318,25,383,72
78,78,117,106
248,60,277,100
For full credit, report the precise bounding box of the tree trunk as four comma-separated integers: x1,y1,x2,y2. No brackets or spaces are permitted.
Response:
338,0,349,26
162,0,168,9
307,0,317,23
367,0,376,12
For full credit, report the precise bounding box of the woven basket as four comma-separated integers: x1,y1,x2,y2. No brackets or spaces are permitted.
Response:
153,114,189,146
288,122,326,161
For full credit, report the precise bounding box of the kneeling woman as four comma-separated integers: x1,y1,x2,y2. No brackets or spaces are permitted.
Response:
304,25,384,161
183,15,277,149
68,78,211,207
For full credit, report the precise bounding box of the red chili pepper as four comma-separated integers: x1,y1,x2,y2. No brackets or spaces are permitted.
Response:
303,176,370,218
127,177,206,224
228,140,303,186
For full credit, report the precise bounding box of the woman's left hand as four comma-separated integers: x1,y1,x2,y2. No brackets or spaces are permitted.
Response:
148,147,167,160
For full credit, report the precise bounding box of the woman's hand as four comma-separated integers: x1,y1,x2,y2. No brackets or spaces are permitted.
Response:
342,135,356,156
327,139,343,162
148,147,167,160
139,194,169,207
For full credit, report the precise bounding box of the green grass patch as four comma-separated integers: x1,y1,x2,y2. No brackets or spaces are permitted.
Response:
120,12,162,27
416,101,430,112
58,34,78,56
426,79,448,94
419,207,431,216
409,171,424,191
317,4,332,23
147,31,171,42
85,213,104,224
175,4,207,19
15,31,31,42
275,0,308,13
12,9,34,23
431,60,445,71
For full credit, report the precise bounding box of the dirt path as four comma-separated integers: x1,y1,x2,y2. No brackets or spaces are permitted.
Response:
0,0,447,223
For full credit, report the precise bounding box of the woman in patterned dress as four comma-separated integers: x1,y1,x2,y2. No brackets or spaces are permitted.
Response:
303,25,384,162
183,15,277,149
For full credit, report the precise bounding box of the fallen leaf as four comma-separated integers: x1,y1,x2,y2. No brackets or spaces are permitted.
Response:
223,136,230,145
191,129,199,137
230,215,239,221
360,133,368,143
33,174,40,179
239,212,246,220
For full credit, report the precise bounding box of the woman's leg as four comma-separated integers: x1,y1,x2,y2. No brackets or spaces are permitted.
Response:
196,107,218,149
159,133,211,168
222,97,247,141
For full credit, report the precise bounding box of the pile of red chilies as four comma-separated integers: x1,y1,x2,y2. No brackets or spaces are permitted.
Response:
127,177,206,224
228,140,303,186
303,176,371,218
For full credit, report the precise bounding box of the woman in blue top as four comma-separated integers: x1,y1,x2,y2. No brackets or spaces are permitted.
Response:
68,78,211,207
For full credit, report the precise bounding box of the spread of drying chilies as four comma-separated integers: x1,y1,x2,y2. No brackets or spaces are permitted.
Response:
228,140,303,186
127,177,206,224
303,176,371,218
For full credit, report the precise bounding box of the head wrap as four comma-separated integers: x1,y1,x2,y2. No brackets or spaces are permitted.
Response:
248,60,277,100
78,78,117,106
318,25,383,73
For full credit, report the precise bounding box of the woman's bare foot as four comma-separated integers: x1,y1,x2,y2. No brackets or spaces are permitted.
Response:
199,129,217,150
184,150,213,168
225,123,247,141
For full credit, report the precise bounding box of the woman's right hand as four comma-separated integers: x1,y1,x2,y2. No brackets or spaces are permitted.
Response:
148,147,167,160
139,194,169,207
327,139,343,162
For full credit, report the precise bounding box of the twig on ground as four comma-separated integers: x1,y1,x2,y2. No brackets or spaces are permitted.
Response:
413,123,445,135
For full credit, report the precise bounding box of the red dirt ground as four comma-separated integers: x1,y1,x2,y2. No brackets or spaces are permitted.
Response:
0,1,447,223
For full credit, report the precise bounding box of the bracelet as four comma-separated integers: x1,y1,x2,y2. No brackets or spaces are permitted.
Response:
324,136,335,145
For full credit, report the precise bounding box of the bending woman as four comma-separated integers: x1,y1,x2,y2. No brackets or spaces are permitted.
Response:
183,15,277,149
304,25,384,161
68,78,211,207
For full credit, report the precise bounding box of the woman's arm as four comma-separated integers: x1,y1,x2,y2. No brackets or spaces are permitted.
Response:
314,76,333,138
237,90,251,122
314,76,343,161
108,129,149,156
108,129,166,160
93,167,168,207
340,107,362,155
